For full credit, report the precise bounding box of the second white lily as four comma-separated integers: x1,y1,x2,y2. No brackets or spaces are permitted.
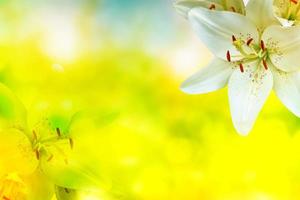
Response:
177,0,300,135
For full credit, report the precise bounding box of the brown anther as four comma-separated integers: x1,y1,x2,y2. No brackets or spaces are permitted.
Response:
263,60,268,70
232,35,237,42
260,40,266,51
230,6,236,12
209,4,216,10
3,196,10,200
35,150,40,160
47,154,54,162
239,63,244,73
64,159,69,165
69,138,74,149
56,128,61,137
291,0,298,4
226,50,231,62
64,188,70,193
246,38,254,46
32,130,37,141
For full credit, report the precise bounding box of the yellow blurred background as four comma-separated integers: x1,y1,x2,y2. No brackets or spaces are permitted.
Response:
0,0,300,199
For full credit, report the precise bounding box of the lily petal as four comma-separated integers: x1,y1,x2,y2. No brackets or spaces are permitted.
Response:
188,7,259,60
276,16,295,27
224,0,245,14
263,25,300,72
181,57,234,94
0,128,37,177
271,66,300,117
273,0,299,25
25,170,54,200
246,0,278,33
273,0,289,17
55,186,77,200
40,112,115,191
55,186,107,200
174,0,245,18
228,62,273,135
174,0,223,19
41,156,110,191
0,83,27,131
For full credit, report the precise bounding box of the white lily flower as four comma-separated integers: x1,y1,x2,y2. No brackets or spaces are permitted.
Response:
273,0,300,26
174,0,246,19
179,0,300,135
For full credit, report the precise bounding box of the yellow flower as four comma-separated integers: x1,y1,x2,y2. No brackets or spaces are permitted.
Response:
0,83,113,199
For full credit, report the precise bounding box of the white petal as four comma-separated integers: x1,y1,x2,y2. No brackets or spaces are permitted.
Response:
174,0,245,18
272,66,300,117
246,0,279,33
262,25,300,72
273,0,293,24
226,0,245,13
228,63,273,135
174,0,223,19
276,16,295,27
243,0,250,5
181,58,234,94
188,7,259,60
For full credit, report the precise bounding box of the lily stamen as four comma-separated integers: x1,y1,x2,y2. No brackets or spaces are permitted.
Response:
226,50,231,62
32,130,37,141
239,63,244,73
230,6,236,12
32,127,74,164
35,150,40,160
209,4,216,10
263,60,268,70
260,40,266,51
56,128,61,137
69,138,74,149
291,0,298,4
47,154,54,162
246,38,253,46
232,35,237,42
